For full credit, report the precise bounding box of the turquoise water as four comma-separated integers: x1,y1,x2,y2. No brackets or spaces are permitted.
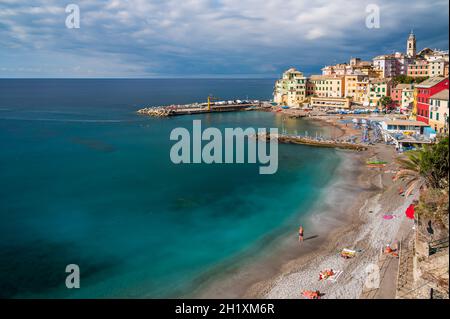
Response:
0,79,341,298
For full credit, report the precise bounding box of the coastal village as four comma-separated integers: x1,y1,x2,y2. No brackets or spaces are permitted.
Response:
273,32,449,148
137,33,449,300
267,32,449,300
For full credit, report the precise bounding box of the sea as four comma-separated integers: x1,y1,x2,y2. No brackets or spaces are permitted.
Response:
0,79,342,298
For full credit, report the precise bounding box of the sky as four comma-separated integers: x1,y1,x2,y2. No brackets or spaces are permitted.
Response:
0,0,449,78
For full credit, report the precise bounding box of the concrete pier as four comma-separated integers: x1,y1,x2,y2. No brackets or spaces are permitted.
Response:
256,132,368,151
137,102,266,117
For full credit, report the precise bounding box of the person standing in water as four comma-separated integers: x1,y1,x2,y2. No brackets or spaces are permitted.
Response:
298,226,304,242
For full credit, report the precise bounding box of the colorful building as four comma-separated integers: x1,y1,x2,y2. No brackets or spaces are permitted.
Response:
367,78,392,108
354,79,369,104
428,59,448,77
373,33,418,78
322,58,376,77
344,74,368,99
273,68,307,107
373,52,413,78
429,89,449,134
391,84,405,106
407,59,429,78
414,77,449,124
401,86,415,113
307,75,344,98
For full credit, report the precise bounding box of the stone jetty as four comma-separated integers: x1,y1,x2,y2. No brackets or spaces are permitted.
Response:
256,132,368,151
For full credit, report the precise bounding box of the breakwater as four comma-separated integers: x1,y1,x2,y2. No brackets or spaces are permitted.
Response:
138,100,270,117
257,132,368,151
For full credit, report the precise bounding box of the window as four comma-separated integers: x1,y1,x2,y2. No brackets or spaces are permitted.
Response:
430,111,433,119
436,113,440,121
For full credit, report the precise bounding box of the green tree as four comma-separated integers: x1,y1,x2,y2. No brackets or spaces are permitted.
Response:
379,96,393,110
395,137,449,196
393,75,429,86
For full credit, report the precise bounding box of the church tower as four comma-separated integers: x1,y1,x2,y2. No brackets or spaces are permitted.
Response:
407,31,416,57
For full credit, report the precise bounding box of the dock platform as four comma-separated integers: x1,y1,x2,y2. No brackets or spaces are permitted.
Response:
257,133,368,151
137,102,266,117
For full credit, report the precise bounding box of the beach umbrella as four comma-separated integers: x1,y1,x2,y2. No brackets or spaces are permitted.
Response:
405,204,415,219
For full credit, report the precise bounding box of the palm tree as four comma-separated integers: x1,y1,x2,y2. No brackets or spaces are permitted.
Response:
395,149,428,197
395,138,449,196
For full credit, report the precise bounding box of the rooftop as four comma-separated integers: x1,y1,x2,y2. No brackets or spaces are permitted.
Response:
309,75,344,81
416,76,447,88
283,68,304,75
429,58,448,63
394,84,414,90
383,119,429,127
430,89,449,100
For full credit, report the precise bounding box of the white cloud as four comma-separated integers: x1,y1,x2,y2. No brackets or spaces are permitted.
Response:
0,0,448,77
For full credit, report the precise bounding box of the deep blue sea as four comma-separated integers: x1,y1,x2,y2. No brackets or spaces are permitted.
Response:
0,79,341,298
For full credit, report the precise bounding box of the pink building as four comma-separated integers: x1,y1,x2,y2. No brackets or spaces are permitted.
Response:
373,52,414,78
391,84,414,107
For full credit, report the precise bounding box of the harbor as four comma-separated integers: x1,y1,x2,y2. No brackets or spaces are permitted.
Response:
137,98,271,117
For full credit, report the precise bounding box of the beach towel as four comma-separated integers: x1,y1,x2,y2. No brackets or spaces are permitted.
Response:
319,269,336,281
384,245,399,257
340,248,356,259
382,214,396,220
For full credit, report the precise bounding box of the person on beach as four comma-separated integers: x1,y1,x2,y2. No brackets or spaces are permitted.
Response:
298,226,304,242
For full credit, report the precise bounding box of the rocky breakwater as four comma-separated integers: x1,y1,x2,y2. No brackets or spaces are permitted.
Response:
137,107,174,117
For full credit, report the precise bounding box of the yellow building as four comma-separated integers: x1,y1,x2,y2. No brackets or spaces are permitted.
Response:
344,74,368,99
429,89,449,134
354,79,369,104
274,68,307,107
353,78,392,108
411,87,419,120
307,75,344,98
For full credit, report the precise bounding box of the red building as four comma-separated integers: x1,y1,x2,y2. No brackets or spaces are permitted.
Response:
415,77,449,124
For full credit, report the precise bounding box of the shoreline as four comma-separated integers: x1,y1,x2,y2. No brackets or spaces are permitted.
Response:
189,147,365,298
190,116,415,299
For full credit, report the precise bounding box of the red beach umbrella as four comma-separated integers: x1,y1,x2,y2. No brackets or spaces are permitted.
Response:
405,204,415,219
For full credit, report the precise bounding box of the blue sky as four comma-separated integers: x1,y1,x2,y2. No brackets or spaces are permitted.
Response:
0,0,448,78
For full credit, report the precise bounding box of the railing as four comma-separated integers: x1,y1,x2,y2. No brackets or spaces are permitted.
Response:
396,235,416,298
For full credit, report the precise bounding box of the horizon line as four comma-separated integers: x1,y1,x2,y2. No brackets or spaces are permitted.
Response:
0,76,280,80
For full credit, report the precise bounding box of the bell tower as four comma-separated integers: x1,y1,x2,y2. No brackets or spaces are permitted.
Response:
407,30,416,57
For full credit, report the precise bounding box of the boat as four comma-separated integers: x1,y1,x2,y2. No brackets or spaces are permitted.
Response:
366,160,387,165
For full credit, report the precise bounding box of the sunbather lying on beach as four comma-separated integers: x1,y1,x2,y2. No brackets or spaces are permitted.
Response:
384,245,399,257
302,290,322,299
340,249,356,259
319,269,335,281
